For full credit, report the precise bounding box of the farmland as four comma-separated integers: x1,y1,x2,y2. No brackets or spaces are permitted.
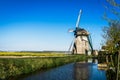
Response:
0,51,67,57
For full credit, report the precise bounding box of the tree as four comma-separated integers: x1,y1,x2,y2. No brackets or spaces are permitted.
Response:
103,22,120,53
102,1,120,80
102,0,120,53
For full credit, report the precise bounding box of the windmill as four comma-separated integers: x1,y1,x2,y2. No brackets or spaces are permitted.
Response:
68,10,93,55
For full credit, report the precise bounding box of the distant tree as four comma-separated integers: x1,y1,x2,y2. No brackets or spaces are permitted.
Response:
102,0,120,53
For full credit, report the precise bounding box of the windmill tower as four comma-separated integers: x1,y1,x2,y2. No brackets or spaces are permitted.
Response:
69,10,93,55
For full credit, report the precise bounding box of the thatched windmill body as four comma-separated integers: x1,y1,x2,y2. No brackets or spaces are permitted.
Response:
69,10,93,55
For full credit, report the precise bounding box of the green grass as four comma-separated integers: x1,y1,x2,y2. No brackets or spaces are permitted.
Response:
0,53,86,80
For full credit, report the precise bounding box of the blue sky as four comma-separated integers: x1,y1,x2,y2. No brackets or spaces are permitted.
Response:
0,0,115,51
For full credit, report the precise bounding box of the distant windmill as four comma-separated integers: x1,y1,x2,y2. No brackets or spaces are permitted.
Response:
68,10,93,55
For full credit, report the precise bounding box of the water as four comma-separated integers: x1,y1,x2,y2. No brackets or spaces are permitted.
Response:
16,60,107,80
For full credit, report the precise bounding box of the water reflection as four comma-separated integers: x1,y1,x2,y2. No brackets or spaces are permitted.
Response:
18,63,75,80
16,59,106,80
74,63,89,80
74,63,106,80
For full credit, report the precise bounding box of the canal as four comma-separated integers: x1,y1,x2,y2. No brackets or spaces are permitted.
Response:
13,59,107,80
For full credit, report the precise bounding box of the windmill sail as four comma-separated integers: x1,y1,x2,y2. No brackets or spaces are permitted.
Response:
76,10,82,28
87,35,93,53
68,37,75,53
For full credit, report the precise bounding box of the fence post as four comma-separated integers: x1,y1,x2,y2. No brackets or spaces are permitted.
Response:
116,51,119,80
116,40,120,80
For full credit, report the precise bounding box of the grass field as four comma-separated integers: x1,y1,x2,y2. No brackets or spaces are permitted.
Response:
0,52,86,80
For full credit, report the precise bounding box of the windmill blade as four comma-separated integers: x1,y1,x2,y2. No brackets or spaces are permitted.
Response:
68,29,74,32
76,9,82,28
87,35,93,53
68,37,75,54
89,35,93,48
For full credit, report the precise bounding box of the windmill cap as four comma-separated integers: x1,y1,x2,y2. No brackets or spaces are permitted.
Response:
75,28,89,36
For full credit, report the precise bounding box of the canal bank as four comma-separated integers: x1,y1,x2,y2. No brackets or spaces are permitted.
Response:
10,59,107,80
0,55,86,80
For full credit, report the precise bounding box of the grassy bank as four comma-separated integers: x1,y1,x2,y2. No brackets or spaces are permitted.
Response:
0,55,86,80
